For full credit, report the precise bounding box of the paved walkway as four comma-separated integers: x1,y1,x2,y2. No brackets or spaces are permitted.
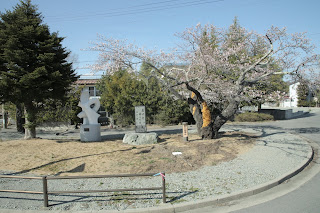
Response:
184,107,320,213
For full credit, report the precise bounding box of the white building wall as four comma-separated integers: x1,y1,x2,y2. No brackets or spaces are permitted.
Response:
282,82,300,107
290,82,300,107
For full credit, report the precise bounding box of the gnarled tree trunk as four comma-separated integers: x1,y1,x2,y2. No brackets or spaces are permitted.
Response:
212,99,239,138
188,88,216,139
188,97,214,139
187,85,240,139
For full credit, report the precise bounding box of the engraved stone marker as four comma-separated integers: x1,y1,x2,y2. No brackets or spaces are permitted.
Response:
123,106,158,145
135,106,147,133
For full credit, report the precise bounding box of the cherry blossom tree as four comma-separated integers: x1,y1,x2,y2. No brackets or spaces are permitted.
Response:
89,19,319,139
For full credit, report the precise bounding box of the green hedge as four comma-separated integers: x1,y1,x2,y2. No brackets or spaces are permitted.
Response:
234,112,274,122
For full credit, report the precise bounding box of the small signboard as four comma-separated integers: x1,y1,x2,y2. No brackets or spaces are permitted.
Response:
135,106,147,133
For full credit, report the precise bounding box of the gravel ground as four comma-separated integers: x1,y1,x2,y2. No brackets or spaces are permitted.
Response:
0,126,312,212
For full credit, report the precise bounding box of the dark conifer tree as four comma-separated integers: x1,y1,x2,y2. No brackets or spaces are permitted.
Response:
0,0,78,138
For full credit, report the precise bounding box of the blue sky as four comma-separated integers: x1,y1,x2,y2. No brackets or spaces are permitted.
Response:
1,0,319,78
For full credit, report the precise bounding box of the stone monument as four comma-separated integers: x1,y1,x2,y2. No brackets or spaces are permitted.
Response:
123,106,158,145
77,88,101,142
135,105,147,133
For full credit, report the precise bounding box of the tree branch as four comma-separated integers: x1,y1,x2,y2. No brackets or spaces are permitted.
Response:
186,83,205,103
239,34,274,85
159,78,187,101
140,64,187,101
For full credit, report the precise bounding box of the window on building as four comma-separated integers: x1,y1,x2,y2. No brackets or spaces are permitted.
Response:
89,87,95,96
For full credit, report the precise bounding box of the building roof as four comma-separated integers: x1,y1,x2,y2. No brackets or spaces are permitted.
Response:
75,79,99,85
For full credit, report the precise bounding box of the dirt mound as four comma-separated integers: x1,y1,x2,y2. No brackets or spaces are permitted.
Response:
0,132,255,176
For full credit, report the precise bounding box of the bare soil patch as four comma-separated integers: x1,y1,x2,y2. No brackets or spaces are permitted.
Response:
0,132,255,176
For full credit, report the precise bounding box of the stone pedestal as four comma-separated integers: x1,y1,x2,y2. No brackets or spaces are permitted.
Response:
80,124,101,142
123,132,158,145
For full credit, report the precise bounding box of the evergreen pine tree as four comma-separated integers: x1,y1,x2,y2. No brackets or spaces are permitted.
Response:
297,82,310,107
0,0,78,138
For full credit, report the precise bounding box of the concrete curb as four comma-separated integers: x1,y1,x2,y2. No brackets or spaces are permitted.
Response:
0,136,314,213
117,141,314,213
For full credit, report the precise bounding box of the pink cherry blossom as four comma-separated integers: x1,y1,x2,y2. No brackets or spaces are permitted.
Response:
88,23,319,138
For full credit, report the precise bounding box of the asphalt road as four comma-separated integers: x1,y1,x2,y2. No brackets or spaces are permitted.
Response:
184,108,320,213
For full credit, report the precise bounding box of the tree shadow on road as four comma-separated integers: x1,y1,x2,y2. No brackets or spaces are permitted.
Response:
225,123,317,162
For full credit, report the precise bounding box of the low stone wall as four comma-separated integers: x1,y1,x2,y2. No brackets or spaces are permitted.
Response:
259,109,307,120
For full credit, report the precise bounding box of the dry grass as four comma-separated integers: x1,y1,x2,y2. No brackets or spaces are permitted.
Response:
0,132,255,176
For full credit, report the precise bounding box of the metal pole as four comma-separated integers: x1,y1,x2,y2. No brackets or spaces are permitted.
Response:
42,176,49,207
162,172,166,203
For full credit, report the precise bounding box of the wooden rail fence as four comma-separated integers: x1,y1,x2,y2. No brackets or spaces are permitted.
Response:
0,172,166,207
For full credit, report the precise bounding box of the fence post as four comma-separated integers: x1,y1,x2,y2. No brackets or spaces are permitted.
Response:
42,176,49,207
162,172,166,203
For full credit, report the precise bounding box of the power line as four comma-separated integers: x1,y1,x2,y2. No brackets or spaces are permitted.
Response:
45,0,225,22
45,0,183,19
